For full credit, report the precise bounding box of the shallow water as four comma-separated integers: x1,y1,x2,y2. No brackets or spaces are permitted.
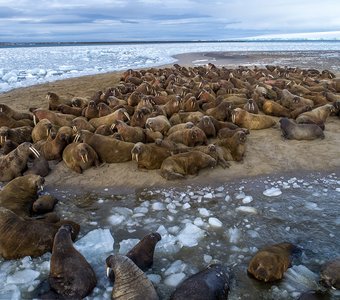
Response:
1,171,340,299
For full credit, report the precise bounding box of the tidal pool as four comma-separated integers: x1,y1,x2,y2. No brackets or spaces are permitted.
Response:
1,171,339,299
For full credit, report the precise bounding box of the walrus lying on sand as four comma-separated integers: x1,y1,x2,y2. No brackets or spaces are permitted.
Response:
279,118,325,140
231,108,276,130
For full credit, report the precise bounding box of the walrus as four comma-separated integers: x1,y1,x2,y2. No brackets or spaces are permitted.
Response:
247,242,297,282
0,174,44,217
57,103,83,117
296,104,335,129
320,257,340,290
0,112,34,128
25,151,50,177
262,100,291,118
170,264,230,300
0,103,33,120
215,131,247,162
0,125,33,146
169,111,204,125
97,102,114,117
279,118,324,140
243,98,259,114
280,89,314,110
166,122,194,136
75,130,134,163
49,225,97,299
145,115,171,135
0,142,40,182
194,144,230,168
131,142,172,169
71,97,89,109
34,131,69,161
32,108,75,127
32,195,58,214
0,207,79,259
31,119,57,143
89,107,130,129
166,126,207,147
71,116,96,132
196,116,216,138
160,150,216,180
290,105,312,119
112,120,146,143
125,232,162,271
231,108,276,130
105,255,159,300
130,107,152,128
46,92,72,111
94,124,114,136
62,142,100,173
0,139,18,155
217,127,249,139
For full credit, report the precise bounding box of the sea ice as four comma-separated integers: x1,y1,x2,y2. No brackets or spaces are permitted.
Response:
177,223,206,247
235,206,258,214
193,217,205,227
204,254,212,263
208,217,223,228
164,273,186,287
198,208,210,217
281,265,319,293
228,227,241,243
147,274,162,284
6,269,40,285
118,239,140,254
156,226,181,254
152,202,166,210
242,196,253,204
164,260,187,276
108,214,125,225
263,187,282,197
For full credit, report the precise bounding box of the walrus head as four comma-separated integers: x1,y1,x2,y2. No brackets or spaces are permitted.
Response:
131,142,144,162
248,255,285,282
0,126,10,144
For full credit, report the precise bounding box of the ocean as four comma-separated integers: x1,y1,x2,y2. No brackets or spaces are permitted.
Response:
1,41,340,93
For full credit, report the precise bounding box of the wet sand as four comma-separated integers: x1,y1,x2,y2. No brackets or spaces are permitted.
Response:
0,52,339,193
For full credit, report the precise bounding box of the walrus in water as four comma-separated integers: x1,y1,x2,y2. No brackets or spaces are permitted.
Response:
247,242,297,282
231,108,276,130
106,254,159,300
131,142,172,170
160,151,216,180
32,194,58,214
0,125,32,146
49,225,97,299
62,142,100,173
0,142,40,182
170,264,231,300
279,118,324,140
0,207,79,259
320,257,340,290
0,174,44,218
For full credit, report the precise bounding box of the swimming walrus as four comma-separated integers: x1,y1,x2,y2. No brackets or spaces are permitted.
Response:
105,254,159,300
170,264,231,300
0,207,80,259
32,194,58,214
62,142,100,173
0,142,40,182
49,225,97,299
231,108,276,130
247,242,297,282
0,174,44,218
320,257,340,290
279,118,324,140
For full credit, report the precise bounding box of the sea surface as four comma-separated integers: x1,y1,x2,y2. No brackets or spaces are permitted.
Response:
1,41,340,93
1,171,339,299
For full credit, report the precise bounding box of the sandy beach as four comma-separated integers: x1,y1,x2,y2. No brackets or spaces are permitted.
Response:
0,51,339,193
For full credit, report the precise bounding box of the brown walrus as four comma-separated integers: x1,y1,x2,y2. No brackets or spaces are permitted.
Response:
243,98,259,114
0,174,44,217
0,103,33,120
46,92,72,111
131,142,172,170
160,150,216,180
25,153,50,177
105,254,159,300
0,142,40,182
32,108,75,127
49,225,97,299
194,144,230,168
0,207,79,259
262,100,291,118
89,107,130,128
75,130,134,163
0,125,33,146
296,104,335,129
279,118,324,140
215,131,247,162
71,116,96,132
231,108,276,130
320,257,340,290
196,116,216,138
166,121,194,136
34,131,69,161
145,115,171,135
166,126,207,147
0,112,34,128
0,139,18,155
62,142,100,173
247,242,296,282
170,264,230,300
31,119,57,143
112,120,146,143
32,194,59,214
57,103,83,117
126,232,162,271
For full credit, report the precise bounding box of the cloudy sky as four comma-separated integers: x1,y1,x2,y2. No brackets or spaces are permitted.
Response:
1,0,340,42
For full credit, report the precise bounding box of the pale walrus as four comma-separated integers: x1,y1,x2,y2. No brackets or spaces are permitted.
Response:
0,142,40,182
0,174,44,218
296,104,335,129
62,142,100,173
320,257,340,290
160,151,216,180
75,130,134,163
145,115,171,135
0,207,80,259
279,118,324,140
106,255,159,300
247,242,297,282
262,100,291,118
32,108,75,127
49,225,97,299
231,108,276,130
170,264,231,300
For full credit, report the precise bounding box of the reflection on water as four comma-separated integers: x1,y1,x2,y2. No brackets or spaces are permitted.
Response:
1,171,340,299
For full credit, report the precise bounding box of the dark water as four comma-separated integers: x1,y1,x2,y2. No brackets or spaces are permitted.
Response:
1,171,340,299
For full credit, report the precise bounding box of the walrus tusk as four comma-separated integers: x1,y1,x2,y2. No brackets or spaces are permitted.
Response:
136,154,139,162
124,112,130,120
0,136,2,143
85,154,88,163
72,126,77,133
33,115,37,126
106,267,111,278
73,134,80,143
232,113,236,124
110,123,116,130
0,107,2,112
81,155,86,163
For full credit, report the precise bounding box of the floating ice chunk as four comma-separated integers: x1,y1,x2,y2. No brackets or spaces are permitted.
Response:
177,223,206,247
119,239,140,254
247,230,260,238
281,265,319,293
263,187,282,197
336,188,340,192
194,217,205,227
242,196,253,204
167,203,176,210
228,227,241,243
235,192,246,199
164,260,187,276
182,203,191,209
224,195,231,202
208,217,223,228
305,202,322,211
164,273,186,287
235,206,258,214
204,192,213,199
152,202,166,210
108,214,125,225
156,226,181,254
198,208,210,217
7,269,39,285
134,206,148,214
204,254,212,263
0,286,21,300
147,274,162,284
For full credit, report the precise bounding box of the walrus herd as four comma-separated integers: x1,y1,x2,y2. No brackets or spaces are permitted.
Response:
0,64,340,298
